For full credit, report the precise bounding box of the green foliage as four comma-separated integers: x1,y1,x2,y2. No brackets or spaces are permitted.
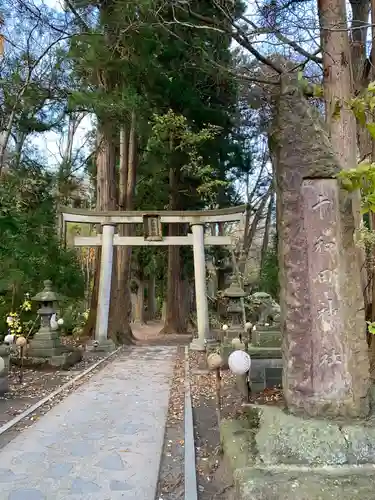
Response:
338,163,375,214
337,82,375,214
0,167,85,334
145,109,226,202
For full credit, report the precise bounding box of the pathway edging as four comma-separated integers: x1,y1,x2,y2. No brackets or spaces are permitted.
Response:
184,346,198,500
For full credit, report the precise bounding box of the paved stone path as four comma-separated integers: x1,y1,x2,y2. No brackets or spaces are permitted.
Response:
0,346,176,500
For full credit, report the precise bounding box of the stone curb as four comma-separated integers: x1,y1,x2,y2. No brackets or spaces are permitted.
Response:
0,346,123,437
184,346,198,500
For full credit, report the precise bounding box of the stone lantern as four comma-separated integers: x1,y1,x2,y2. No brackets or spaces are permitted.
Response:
28,280,64,359
0,344,10,395
222,276,247,341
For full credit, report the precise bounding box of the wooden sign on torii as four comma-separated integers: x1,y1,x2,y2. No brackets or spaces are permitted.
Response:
59,205,247,351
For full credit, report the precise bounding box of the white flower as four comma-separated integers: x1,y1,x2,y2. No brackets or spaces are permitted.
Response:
57,318,64,326
6,316,13,325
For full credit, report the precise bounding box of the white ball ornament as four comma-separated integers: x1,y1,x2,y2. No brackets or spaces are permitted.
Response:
222,324,229,331
228,350,251,375
57,318,64,326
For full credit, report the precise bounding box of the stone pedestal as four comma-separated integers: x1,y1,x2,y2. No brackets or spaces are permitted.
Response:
28,328,64,358
252,325,281,348
221,405,375,499
0,345,10,395
27,329,82,369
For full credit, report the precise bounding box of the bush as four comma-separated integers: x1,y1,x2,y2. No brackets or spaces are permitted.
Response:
0,167,85,335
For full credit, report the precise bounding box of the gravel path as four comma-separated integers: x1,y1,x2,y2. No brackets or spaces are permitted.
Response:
0,345,175,500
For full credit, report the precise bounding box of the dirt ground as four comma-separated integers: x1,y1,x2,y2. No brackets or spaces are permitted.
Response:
190,352,237,500
156,349,243,500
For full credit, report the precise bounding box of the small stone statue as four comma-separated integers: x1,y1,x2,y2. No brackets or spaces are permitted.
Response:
247,292,280,326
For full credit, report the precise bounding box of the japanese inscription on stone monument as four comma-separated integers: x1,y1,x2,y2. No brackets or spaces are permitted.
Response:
302,179,350,399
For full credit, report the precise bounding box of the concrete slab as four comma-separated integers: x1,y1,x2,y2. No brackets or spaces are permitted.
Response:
0,346,176,500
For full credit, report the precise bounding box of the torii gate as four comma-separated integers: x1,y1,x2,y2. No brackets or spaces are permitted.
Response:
59,205,247,351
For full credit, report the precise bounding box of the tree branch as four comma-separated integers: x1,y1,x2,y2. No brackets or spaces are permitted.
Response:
170,3,284,74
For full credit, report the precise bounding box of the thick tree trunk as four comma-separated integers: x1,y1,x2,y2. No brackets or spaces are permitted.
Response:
83,121,116,338
147,275,157,320
239,189,271,277
160,165,186,334
319,0,368,304
350,0,371,157
260,191,274,272
368,1,375,375
136,279,146,324
110,114,138,344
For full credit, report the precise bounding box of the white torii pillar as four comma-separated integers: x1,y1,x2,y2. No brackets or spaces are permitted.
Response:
88,222,116,351
190,223,210,351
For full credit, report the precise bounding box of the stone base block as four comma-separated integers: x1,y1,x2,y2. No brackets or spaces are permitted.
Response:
220,405,375,500
86,338,116,353
49,349,83,369
0,376,9,395
28,331,65,358
189,337,206,351
235,467,375,499
12,348,83,370
250,358,282,392
27,346,65,358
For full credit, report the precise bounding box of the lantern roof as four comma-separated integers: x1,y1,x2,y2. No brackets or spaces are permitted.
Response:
223,277,247,298
31,280,60,302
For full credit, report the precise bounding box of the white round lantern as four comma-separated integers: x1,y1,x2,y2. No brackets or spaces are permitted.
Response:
222,324,229,331
228,350,251,375
4,334,15,345
245,322,252,332
57,318,64,326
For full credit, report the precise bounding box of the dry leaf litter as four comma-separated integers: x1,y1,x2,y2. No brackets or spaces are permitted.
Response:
156,347,185,500
188,350,284,499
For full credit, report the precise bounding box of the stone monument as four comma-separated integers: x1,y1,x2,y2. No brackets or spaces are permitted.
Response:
219,72,375,499
274,77,369,418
